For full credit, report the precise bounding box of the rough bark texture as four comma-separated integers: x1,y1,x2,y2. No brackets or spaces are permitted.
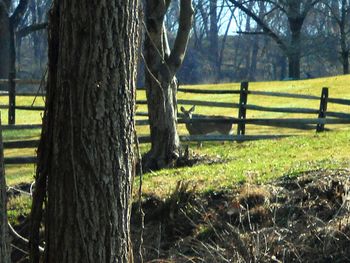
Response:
29,0,139,262
144,0,193,170
0,117,10,263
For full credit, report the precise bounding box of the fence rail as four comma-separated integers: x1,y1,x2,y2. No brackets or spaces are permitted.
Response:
1,79,349,164
0,79,42,85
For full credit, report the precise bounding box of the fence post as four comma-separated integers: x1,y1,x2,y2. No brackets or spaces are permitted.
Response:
316,87,328,132
237,82,249,135
8,72,16,125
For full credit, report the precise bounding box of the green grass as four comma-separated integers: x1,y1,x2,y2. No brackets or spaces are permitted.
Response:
7,195,32,225
139,130,350,196
2,75,350,195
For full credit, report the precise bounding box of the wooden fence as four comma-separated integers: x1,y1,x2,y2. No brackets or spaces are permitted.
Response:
0,79,350,164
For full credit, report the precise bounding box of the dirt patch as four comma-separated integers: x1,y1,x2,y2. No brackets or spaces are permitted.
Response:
176,150,228,167
132,169,350,262
140,147,229,174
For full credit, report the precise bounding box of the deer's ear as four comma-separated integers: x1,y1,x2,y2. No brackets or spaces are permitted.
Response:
190,105,196,112
180,106,186,113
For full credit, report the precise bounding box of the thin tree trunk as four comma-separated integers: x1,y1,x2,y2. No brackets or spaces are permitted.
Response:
339,1,349,75
342,51,349,74
0,116,10,263
0,2,10,91
29,1,140,262
209,0,219,81
279,55,287,80
143,0,193,170
249,40,259,80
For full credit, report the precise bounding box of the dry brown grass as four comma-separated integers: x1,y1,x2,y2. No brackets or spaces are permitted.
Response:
131,169,350,263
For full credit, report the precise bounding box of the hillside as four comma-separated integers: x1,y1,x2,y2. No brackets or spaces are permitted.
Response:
4,75,350,262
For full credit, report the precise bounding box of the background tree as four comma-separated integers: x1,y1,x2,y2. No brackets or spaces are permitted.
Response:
322,0,350,74
189,0,233,82
0,1,11,87
0,0,28,90
29,0,140,262
229,0,322,79
16,0,50,77
143,0,193,170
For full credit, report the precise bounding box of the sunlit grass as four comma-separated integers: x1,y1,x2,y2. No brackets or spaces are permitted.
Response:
6,164,35,186
2,75,350,193
7,195,32,225
175,75,350,136
138,130,350,197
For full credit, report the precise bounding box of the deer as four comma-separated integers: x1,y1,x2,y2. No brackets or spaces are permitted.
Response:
180,105,233,136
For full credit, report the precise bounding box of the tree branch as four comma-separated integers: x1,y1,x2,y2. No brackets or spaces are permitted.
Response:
8,223,44,253
236,31,266,35
166,0,194,76
10,0,28,27
16,22,48,38
228,0,288,53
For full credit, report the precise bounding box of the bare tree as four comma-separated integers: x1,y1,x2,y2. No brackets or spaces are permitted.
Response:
29,0,140,262
0,0,28,88
15,0,50,75
229,0,322,79
209,0,219,79
143,0,193,170
191,0,233,81
322,0,350,74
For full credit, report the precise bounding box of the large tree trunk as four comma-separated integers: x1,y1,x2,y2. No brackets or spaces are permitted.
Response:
341,51,349,74
0,2,10,91
29,1,140,262
143,0,193,170
288,18,302,79
288,51,300,79
0,118,10,263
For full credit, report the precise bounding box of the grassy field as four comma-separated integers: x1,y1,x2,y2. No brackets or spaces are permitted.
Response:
140,131,350,196
4,76,350,262
2,75,350,195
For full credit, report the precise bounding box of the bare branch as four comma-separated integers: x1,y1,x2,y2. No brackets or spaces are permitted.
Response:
16,22,48,38
8,223,44,253
10,0,28,27
167,0,194,75
228,0,288,53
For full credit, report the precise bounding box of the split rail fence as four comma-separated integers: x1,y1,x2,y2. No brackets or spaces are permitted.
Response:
0,79,350,164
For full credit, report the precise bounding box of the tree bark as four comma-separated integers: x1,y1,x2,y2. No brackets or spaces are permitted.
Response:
0,0,28,91
0,1,10,90
339,0,349,74
144,0,193,170
0,117,10,263
29,0,140,262
209,0,219,81
341,51,349,74
288,16,303,79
